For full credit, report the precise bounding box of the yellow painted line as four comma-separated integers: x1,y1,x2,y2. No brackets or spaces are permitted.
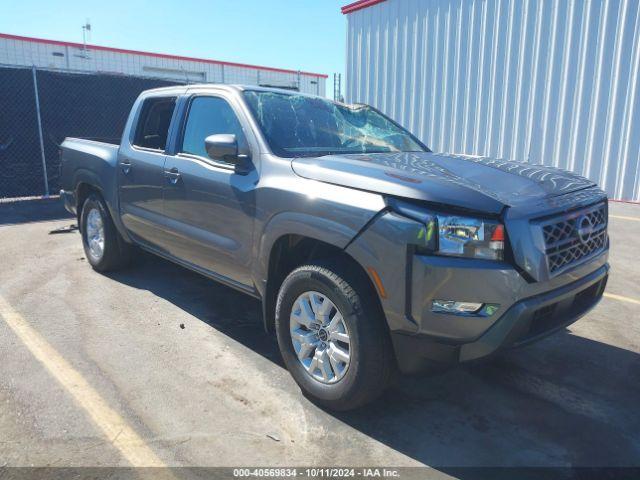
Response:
0,294,165,467
610,214,640,222
603,292,640,306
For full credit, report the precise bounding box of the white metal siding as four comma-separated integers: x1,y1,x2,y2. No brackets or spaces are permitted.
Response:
0,35,326,96
346,0,640,201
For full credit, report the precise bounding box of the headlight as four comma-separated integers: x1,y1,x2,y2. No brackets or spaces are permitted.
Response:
388,199,506,261
436,215,504,260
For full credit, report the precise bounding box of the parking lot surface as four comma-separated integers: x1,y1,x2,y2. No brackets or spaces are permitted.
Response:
0,198,639,474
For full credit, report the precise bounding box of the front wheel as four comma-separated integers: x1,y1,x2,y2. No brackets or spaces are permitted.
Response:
80,193,131,272
275,261,393,411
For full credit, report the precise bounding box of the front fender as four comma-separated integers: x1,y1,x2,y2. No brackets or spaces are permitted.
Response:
345,211,426,334
253,182,386,298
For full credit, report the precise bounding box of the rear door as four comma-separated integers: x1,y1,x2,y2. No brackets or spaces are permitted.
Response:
162,93,258,289
118,95,177,246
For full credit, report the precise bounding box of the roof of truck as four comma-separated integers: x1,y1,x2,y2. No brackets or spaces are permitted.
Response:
142,83,324,99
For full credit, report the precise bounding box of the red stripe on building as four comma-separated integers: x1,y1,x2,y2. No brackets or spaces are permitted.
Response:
0,32,328,78
341,0,388,14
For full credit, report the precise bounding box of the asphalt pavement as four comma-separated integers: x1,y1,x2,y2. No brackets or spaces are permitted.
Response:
0,198,638,477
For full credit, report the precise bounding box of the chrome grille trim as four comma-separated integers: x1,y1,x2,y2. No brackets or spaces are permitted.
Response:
535,202,608,275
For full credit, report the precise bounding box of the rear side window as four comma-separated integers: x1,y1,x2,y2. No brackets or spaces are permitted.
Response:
133,97,176,150
181,96,247,159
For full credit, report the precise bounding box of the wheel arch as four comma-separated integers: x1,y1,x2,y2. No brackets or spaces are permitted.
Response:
261,233,385,334
72,170,131,243
75,181,102,230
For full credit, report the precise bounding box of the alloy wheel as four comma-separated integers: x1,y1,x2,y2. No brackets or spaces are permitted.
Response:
85,208,105,261
290,291,351,384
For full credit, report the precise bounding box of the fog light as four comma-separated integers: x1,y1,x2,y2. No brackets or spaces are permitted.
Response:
432,300,483,314
432,300,500,317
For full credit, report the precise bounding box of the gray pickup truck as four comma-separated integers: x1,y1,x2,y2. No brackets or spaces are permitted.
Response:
59,85,609,410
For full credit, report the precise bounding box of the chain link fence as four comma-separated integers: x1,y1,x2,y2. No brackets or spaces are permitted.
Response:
0,65,185,199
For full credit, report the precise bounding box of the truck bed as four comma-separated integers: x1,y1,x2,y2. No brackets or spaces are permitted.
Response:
58,137,121,219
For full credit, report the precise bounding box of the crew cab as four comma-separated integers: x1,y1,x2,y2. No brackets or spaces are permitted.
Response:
59,85,609,410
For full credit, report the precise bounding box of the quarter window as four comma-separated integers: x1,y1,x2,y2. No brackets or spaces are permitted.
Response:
181,96,247,159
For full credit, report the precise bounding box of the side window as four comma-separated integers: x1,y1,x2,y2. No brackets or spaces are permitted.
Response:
181,96,247,160
133,97,176,150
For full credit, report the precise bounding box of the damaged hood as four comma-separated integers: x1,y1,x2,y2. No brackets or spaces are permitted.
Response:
291,152,596,214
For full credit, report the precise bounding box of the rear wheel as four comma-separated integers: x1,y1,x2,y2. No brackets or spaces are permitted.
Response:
275,260,393,411
80,193,131,272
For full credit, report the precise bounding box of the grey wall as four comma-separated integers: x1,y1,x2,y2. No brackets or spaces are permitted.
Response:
0,34,326,96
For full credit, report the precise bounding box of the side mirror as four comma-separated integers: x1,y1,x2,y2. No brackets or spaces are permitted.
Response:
205,134,240,163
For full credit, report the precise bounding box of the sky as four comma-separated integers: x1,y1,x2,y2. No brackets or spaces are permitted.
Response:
0,0,348,97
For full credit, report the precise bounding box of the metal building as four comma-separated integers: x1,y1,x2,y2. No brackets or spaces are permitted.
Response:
0,33,327,95
343,0,640,201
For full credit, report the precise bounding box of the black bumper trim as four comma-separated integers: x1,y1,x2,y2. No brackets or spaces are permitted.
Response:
459,264,608,361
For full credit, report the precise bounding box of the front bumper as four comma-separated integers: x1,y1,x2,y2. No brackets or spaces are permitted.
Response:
344,209,610,375
391,264,608,373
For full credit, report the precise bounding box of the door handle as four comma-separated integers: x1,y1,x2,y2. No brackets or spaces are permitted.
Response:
121,160,132,175
164,168,181,184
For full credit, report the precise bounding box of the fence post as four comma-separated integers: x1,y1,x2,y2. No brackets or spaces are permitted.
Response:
31,66,49,197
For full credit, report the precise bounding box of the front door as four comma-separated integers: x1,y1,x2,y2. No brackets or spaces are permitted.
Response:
118,95,176,247
162,94,257,289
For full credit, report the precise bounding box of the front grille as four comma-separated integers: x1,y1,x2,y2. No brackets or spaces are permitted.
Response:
539,202,607,274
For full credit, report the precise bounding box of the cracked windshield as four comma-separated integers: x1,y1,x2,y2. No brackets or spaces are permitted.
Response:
243,90,427,157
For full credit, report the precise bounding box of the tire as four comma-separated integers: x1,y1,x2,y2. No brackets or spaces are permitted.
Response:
80,192,131,272
275,260,393,411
